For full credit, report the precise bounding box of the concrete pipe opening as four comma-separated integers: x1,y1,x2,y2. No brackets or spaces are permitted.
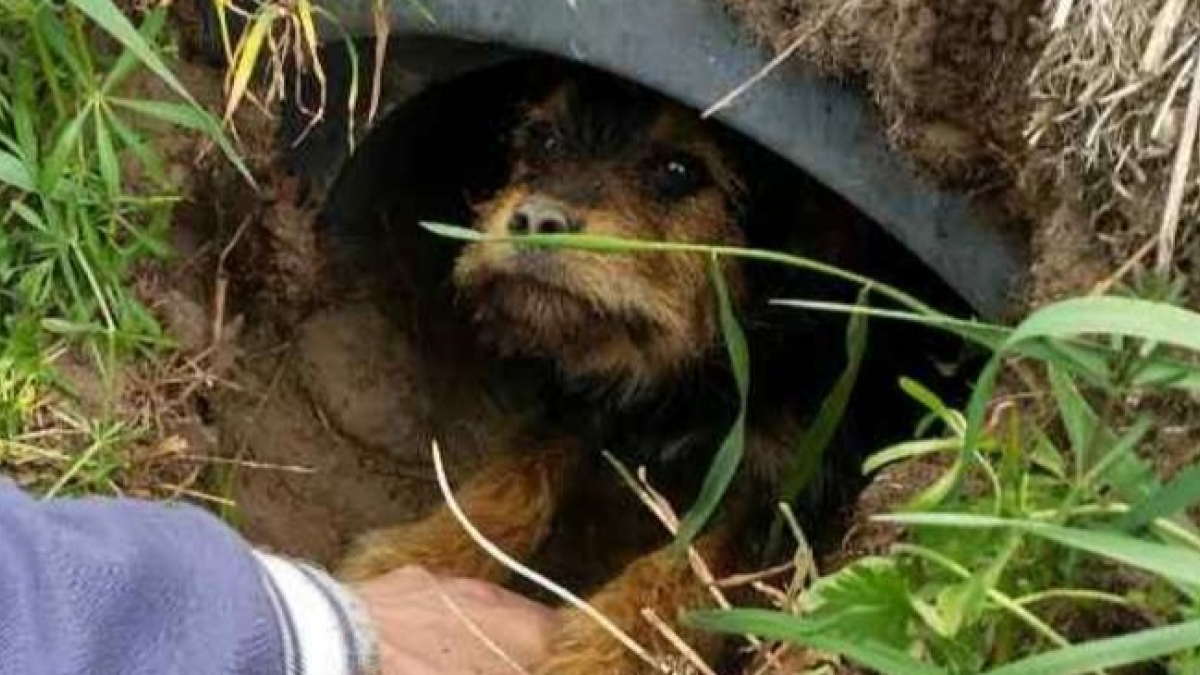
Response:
264,0,1026,321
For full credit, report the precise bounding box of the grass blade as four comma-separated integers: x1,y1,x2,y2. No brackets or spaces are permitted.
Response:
224,8,276,123
983,619,1200,675
94,105,120,196
675,255,749,547
103,105,166,184
110,97,252,185
1048,363,1098,462
66,0,253,186
879,513,1200,587
100,8,166,93
774,298,1200,397
111,97,218,131
67,0,198,107
1074,416,1156,504
1118,462,1200,532
863,438,963,475
900,377,966,435
41,106,90,193
933,348,1006,512
778,286,871,502
1008,296,1200,355
771,298,1007,349
687,609,947,675
404,0,437,24
0,148,35,192
418,222,939,318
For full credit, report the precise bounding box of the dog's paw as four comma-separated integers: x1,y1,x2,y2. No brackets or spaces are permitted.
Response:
335,526,424,582
534,605,654,675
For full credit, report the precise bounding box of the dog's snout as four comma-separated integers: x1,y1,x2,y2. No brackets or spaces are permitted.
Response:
508,197,583,235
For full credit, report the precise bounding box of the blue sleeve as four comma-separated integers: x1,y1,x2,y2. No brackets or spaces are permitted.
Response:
0,479,285,675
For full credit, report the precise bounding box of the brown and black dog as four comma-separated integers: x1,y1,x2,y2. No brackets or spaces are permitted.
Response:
337,75,873,673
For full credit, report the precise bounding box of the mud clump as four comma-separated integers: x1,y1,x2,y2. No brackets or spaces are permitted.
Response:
293,306,432,454
217,303,443,564
1028,200,1113,304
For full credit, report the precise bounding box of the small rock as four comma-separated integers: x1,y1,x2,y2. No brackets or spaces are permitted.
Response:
158,289,210,353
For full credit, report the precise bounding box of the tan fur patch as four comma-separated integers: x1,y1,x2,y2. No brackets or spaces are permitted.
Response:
337,445,574,583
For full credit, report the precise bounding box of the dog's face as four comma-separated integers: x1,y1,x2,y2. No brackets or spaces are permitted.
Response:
453,80,747,389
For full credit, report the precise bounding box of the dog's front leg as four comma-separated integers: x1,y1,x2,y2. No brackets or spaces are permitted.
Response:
337,443,574,583
536,531,733,675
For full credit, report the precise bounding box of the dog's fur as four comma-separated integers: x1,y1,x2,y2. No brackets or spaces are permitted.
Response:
338,76,858,674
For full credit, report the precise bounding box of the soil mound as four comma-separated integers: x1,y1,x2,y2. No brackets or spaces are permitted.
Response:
725,0,1200,306
724,0,1042,189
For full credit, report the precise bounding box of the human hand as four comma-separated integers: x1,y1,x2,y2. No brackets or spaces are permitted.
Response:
353,566,559,675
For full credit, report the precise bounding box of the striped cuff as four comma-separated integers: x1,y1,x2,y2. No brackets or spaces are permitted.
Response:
254,552,379,675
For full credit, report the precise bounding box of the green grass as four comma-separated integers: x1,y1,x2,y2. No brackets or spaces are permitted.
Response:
0,0,407,494
0,0,235,494
731,281,1200,673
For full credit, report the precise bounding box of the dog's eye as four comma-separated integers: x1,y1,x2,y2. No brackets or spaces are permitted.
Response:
649,153,708,199
666,159,690,180
520,122,563,159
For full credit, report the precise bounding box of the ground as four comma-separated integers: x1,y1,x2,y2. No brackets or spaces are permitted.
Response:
723,0,1042,193
722,0,1200,307
16,2,1199,671
145,160,503,564
215,302,439,563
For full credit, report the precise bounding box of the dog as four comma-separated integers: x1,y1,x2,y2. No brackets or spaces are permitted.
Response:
337,74,872,674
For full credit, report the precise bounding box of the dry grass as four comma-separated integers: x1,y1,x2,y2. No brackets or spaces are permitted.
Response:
0,208,306,506
1028,0,1200,273
2,350,213,500
212,0,396,148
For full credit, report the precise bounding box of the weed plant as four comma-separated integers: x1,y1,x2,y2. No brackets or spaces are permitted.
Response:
0,0,235,492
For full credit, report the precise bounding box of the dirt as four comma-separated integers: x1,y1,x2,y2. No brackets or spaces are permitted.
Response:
129,182,490,566
142,156,503,570
1027,200,1114,304
723,0,1043,191
820,456,950,573
214,303,441,564
722,0,1200,311
85,30,437,563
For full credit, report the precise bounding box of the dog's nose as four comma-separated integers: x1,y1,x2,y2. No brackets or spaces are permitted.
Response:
508,197,583,235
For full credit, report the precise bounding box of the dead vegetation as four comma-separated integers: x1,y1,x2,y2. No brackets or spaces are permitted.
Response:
722,0,1043,189
723,0,1200,304
1027,0,1200,279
